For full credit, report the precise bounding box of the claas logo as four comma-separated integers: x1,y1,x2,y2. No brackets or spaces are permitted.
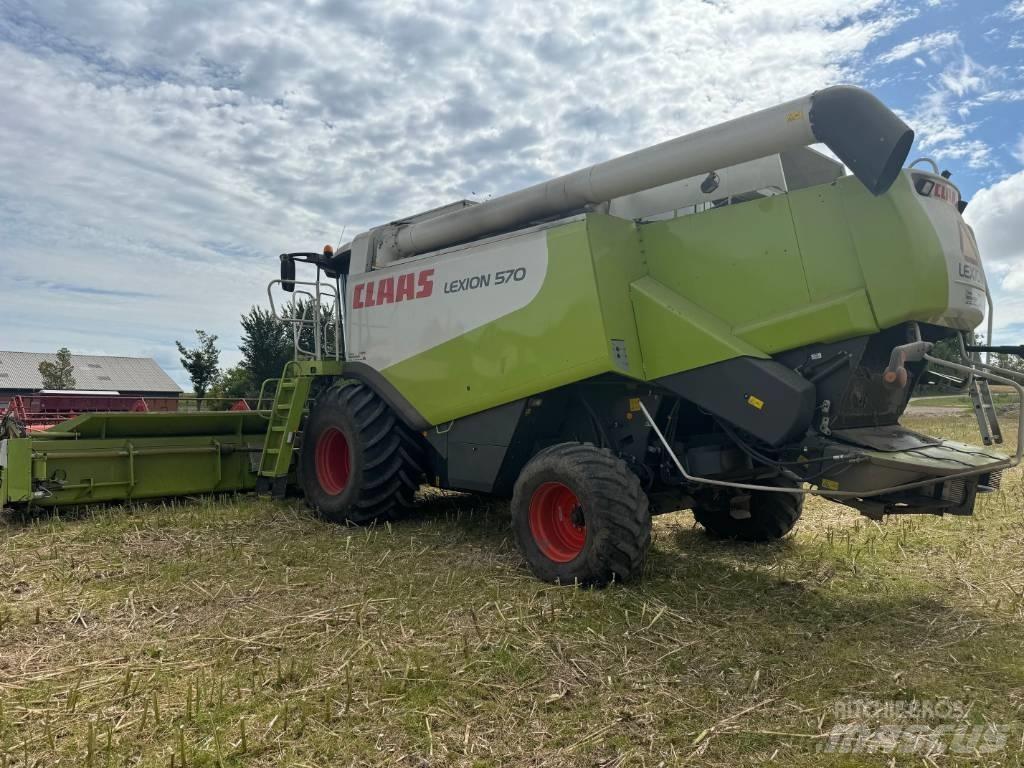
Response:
352,269,434,309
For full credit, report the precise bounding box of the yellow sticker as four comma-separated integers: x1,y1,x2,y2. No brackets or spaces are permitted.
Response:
821,478,840,490
746,395,765,410
628,397,642,412
786,111,803,122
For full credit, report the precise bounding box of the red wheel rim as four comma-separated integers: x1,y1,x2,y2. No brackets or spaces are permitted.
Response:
528,482,586,563
315,427,351,495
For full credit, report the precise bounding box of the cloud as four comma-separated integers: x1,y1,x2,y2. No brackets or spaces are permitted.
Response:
877,31,958,64
938,53,990,97
900,53,1000,169
0,0,1020,382
968,170,1024,267
966,170,1024,339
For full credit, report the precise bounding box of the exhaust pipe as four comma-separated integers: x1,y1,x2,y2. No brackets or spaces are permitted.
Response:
380,85,913,261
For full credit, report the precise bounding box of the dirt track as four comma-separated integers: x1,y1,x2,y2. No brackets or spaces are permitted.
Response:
905,405,962,417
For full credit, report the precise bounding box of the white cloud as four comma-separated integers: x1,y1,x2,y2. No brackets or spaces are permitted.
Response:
0,0,911,385
877,31,958,64
966,171,1024,341
1008,1,1024,19
903,52,1002,169
1015,135,1024,164
939,53,991,97
969,170,1024,266
2,0,1021,376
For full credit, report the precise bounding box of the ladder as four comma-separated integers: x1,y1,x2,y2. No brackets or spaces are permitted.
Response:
968,376,1003,446
257,372,314,495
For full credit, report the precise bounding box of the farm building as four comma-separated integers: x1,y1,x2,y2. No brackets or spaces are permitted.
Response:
0,351,182,412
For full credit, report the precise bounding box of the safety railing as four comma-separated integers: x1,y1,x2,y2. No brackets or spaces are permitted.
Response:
267,279,344,362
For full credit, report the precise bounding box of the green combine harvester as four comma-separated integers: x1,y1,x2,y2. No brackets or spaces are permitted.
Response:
2,86,1021,585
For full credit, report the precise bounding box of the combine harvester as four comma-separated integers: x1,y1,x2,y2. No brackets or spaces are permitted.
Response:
2,86,1022,585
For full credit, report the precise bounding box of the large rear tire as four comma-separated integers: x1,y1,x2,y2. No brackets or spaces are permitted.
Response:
299,381,423,524
511,443,651,586
692,479,803,542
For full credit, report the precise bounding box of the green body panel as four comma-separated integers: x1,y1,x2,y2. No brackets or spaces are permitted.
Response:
374,173,965,423
1,438,32,503
380,219,645,426
834,174,947,327
627,175,952,379
1,412,268,508
640,195,813,331
585,215,647,378
637,192,880,358
734,290,877,352
786,183,866,300
630,276,767,379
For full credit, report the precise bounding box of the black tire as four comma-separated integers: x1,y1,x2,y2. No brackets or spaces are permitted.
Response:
299,381,423,524
692,479,803,542
511,443,651,586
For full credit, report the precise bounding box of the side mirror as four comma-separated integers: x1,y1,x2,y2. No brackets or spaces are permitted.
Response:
280,254,296,292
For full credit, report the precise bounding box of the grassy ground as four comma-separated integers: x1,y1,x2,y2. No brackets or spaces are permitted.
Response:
910,393,1017,409
1,412,1022,767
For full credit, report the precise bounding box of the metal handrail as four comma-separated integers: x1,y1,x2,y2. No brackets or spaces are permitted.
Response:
256,378,280,412
267,278,343,362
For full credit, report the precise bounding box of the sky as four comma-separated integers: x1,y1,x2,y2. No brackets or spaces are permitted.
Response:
0,0,1022,389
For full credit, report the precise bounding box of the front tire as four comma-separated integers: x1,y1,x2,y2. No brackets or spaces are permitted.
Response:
299,382,423,524
511,443,651,586
692,479,803,541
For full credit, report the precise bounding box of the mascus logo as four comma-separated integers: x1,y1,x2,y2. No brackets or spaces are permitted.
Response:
352,268,434,309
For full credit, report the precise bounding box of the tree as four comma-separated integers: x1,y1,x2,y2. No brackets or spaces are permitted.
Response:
289,297,340,358
176,330,220,403
239,306,292,392
995,351,1024,376
928,332,984,365
38,347,77,390
206,365,252,409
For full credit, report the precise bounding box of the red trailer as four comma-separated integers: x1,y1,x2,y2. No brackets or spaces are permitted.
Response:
2,390,178,430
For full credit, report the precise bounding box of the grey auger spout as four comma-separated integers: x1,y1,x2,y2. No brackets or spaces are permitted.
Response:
375,85,913,261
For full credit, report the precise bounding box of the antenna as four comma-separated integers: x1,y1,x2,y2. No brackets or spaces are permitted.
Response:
335,226,348,252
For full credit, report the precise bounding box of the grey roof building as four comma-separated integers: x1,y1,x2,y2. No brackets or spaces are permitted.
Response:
0,351,182,396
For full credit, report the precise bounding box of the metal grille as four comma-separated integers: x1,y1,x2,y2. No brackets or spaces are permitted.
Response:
941,479,967,505
984,470,1003,491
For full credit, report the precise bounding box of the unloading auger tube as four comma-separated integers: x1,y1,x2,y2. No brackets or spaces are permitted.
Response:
377,85,914,261
640,352,1024,499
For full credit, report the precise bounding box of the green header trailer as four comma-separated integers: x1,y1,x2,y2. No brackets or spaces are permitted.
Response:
0,411,268,505
2,86,1022,586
